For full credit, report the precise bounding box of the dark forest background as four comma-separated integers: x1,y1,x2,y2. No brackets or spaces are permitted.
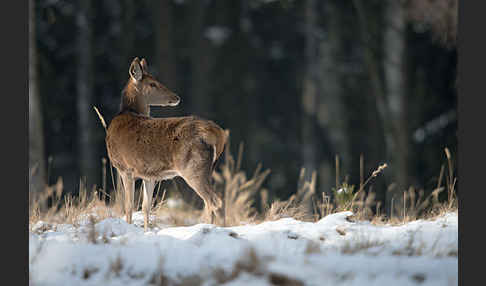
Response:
29,0,457,215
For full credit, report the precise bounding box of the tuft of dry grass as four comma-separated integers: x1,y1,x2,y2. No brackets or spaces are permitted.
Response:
108,255,124,278
264,168,316,222
212,247,304,285
86,215,98,243
147,257,170,286
264,198,309,222
212,247,266,284
305,240,322,255
154,199,202,227
212,142,271,226
388,148,457,225
307,159,387,223
29,171,125,229
341,237,384,255
391,232,425,256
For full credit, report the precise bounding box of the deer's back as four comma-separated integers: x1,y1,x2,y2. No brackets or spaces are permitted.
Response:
106,112,226,180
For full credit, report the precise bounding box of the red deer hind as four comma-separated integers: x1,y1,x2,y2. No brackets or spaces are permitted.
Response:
106,57,227,231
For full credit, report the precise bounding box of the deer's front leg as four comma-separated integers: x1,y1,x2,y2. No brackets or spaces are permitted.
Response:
142,179,156,231
120,172,135,224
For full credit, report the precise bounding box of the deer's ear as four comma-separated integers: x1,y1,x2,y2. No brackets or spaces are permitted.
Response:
129,57,143,81
140,58,148,73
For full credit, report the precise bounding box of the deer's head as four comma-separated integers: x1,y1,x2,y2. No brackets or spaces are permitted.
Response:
127,57,180,110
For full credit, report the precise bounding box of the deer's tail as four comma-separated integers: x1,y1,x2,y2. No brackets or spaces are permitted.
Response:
201,124,228,172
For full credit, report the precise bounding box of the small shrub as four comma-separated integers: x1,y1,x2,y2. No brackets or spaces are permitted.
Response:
332,182,355,211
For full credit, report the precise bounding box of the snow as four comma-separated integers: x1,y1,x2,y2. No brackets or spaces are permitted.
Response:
29,211,457,286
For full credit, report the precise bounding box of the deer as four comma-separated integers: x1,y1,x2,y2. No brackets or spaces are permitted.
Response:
106,57,228,231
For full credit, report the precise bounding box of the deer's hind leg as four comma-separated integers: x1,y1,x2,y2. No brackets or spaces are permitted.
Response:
183,174,223,225
179,141,225,225
142,179,156,231
180,165,223,224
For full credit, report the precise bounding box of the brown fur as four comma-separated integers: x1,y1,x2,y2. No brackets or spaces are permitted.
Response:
106,113,227,180
105,57,228,229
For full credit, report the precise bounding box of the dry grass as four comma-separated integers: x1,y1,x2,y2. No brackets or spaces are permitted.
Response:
341,237,384,255
212,248,264,284
264,168,316,222
213,142,271,226
304,240,322,255
29,129,457,230
391,231,426,257
29,162,127,229
386,147,457,225
211,247,304,286
306,158,387,223
65,246,303,286
154,196,202,227
30,180,123,228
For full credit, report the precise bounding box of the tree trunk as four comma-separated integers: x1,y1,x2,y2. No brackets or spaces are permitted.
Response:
300,0,320,216
120,0,135,86
383,0,408,215
29,0,46,207
188,0,212,117
353,0,408,215
301,0,319,180
316,1,350,193
76,0,97,188
152,0,176,90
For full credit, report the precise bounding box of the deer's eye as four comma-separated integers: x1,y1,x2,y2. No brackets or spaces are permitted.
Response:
150,83,157,88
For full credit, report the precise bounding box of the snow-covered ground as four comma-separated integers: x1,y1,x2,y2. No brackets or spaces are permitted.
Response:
29,211,457,286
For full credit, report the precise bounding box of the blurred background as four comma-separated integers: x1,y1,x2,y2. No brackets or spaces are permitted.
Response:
29,0,457,215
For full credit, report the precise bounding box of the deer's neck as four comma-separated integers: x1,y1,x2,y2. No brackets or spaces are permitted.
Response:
119,84,149,116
